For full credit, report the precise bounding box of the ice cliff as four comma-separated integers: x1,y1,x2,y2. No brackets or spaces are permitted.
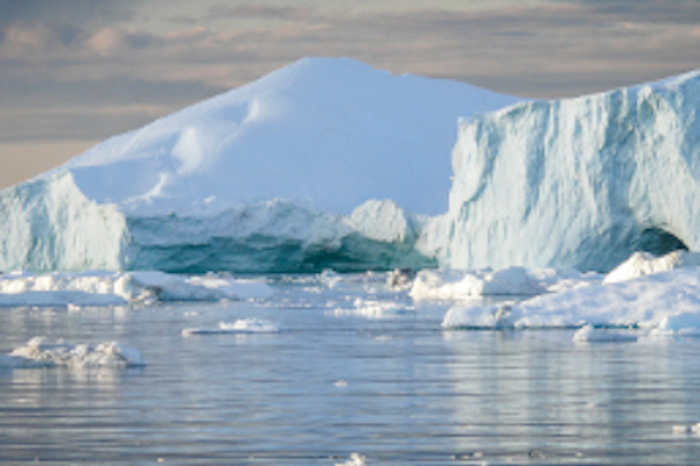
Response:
0,57,517,273
433,70,700,272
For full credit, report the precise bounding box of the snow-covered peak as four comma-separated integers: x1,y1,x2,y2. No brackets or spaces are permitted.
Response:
55,57,519,217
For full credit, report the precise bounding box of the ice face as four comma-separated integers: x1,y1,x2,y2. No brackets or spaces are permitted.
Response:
0,57,518,273
436,70,700,272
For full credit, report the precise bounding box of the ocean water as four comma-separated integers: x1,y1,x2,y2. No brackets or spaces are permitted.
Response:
2,273,700,465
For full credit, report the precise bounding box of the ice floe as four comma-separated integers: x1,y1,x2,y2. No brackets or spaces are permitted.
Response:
0,270,273,307
443,266,700,332
2,337,144,368
182,318,280,336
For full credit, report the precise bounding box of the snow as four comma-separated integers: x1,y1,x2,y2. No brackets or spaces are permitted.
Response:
435,69,700,272
410,266,598,300
0,270,273,307
604,250,700,283
442,267,700,332
0,57,519,274
3,337,144,368
182,319,280,336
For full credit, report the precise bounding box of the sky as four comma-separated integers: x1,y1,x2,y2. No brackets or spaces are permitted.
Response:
2,0,700,187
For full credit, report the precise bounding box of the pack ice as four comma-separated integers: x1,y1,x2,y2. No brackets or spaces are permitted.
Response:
0,57,517,274
431,69,700,272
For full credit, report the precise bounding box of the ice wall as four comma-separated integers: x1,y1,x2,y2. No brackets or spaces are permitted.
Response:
437,71,700,272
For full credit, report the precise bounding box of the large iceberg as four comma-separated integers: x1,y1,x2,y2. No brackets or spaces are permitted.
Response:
432,70,700,272
0,57,518,273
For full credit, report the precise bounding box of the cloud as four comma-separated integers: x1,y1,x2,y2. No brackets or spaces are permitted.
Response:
4,0,700,142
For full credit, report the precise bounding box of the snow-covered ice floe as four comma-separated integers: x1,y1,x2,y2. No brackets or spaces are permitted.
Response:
0,270,273,307
182,318,280,336
410,266,600,300
442,266,700,333
1,337,144,368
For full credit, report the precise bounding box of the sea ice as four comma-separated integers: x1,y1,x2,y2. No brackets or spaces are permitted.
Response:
5,337,145,368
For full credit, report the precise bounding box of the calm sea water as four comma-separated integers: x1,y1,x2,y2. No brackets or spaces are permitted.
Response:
2,273,700,465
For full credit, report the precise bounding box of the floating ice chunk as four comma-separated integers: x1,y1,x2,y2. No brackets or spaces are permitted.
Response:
182,319,280,336
442,302,521,329
335,453,366,466
6,337,144,368
572,325,638,343
672,423,700,434
604,251,700,284
411,266,546,301
331,298,410,319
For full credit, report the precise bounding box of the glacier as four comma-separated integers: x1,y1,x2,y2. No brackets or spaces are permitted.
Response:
0,57,518,273
433,70,700,272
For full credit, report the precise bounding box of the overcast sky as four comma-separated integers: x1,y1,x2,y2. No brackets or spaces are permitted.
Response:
2,0,700,186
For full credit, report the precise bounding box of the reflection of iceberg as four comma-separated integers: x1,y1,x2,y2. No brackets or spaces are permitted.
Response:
0,57,518,274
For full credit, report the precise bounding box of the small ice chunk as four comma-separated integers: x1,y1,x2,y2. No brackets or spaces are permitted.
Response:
573,325,638,343
672,423,700,434
182,318,279,336
335,453,366,466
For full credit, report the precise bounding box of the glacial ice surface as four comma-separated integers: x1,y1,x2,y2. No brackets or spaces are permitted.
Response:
435,69,700,272
0,57,518,273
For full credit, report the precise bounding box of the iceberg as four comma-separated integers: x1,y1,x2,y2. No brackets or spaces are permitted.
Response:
0,57,518,274
435,70,700,272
